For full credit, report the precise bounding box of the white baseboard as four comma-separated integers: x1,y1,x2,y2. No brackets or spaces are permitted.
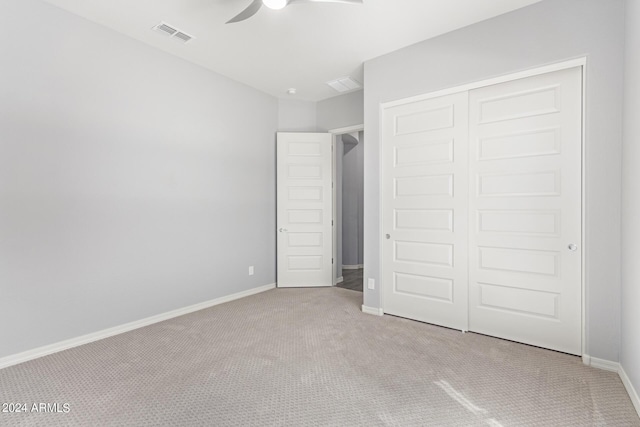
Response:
619,365,640,418
342,264,363,270
583,355,620,372
336,276,344,284
0,283,276,370
362,305,384,316
571,355,639,418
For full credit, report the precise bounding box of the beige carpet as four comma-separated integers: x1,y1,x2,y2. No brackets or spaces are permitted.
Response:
0,287,638,426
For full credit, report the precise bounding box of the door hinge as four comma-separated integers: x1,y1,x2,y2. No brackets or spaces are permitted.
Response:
332,258,334,264
332,220,334,226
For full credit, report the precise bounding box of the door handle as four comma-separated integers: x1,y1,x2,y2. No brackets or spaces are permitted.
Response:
568,243,578,251
279,228,288,233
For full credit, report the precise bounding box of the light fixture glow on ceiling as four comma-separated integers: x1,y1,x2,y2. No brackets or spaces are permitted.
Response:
263,0,288,10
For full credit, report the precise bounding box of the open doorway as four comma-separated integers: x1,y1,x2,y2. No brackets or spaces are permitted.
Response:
332,127,364,292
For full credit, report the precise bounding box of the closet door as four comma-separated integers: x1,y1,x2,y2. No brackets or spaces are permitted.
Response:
467,67,582,354
382,92,469,330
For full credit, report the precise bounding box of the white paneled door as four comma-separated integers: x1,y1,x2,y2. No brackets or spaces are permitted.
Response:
277,133,333,287
468,67,582,354
382,92,470,330
381,66,583,355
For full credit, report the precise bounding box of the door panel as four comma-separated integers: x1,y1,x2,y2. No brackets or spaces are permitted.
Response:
382,92,469,330
468,67,582,354
277,133,332,287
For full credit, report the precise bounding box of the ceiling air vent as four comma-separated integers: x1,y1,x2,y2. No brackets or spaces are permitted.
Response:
326,76,362,93
152,22,195,44
173,32,193,43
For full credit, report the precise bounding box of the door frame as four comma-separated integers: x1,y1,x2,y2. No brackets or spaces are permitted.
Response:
329,124,365,286
378,57,588,357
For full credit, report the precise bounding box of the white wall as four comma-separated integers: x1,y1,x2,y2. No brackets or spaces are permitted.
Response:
363,0,625,361
621,0,640,409
278,99,317,131
317,90,364,131
0,0,278,359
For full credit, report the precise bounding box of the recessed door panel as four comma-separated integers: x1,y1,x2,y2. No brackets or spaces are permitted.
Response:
479,86,560,124
288,186,323,201
288,210,322,224
288,164,322,179
288,256,323,271
478,171,560,197
395,209,454,232
478,128,560,161
395,105,454,135
395,140,454,166
394,273,453,302
287,232,323,248
287,141,322,156
478,283,559,318
478,210,560,236
395,241,454,267
478,247,559,277
395,175,454,198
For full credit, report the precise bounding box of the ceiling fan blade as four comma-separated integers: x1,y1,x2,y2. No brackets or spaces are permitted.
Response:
226,0,263,24
288,0,363,4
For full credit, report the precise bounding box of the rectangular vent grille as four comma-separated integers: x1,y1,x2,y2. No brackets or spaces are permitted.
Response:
157,23,177,36
326,76,362,93
174,32,192,43
152,22,195,44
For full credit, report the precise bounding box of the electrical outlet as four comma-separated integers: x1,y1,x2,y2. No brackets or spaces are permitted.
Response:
367,278,375,290
249,266,254,276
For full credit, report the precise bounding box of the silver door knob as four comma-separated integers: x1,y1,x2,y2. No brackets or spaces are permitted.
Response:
568,243,577,251
279,228,288,232
385,234,391,239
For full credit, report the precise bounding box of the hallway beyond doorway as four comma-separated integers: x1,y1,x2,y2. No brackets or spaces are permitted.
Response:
337,268,363,292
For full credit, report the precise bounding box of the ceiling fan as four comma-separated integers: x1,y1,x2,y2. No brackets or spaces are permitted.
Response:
226,0,363,24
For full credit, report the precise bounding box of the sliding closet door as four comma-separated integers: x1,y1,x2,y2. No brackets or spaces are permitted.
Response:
382,92,469,330
467,67,582,354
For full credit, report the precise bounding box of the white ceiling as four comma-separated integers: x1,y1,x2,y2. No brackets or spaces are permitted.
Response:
40,0,542,101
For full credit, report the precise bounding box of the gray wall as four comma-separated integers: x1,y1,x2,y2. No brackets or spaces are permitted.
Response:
357,131,364,266
278,99,317,131
621,0,640,404
317,90,364,131
363,0,625,362
318,90,364,279
335,137,344,280
341,133,364,267
0,0,278,359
